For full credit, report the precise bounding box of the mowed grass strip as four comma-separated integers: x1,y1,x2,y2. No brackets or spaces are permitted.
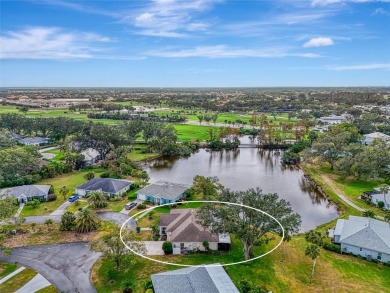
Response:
0,263,18,279
35,285,58,293
0,268,37,293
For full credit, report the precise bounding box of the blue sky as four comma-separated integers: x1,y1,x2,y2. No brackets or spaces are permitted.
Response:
0,0,389,87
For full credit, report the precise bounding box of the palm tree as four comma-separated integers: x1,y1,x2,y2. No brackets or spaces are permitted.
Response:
88,191,108,208
385,212,390,223
305,244,320,283
44,219,53,231
362,210,376,218
378,184,389,208
59,185,69,201
74,209,100,233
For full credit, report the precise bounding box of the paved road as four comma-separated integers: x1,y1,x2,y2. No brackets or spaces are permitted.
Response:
24,215,61,224
0,242,101,293
97,212,137,229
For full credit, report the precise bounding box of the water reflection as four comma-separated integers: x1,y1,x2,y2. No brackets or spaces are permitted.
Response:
143,138,338,231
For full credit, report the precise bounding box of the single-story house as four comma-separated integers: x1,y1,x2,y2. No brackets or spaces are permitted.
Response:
151,263,239,293
317,114,350,125
137,181,190,204
81,148,101,165
369,188,390,210
330,216,390,263
75,178,134,198
18,136,50,146
159,209,231,254
362,132,390,145
0,185,51,204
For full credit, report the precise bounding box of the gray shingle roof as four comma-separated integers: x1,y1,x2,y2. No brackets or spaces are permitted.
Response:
0,185,51,199
19,137,49,144
137,181,190,200
334,216,390,254
151,264,239,293
76,178,133,194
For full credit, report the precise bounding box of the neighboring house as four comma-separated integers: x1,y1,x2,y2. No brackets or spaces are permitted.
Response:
75,178,134,198
81,148,100,165
317,114,350,124
151,264,239,293
369,187,390,210
0,185,51,204
137,181,190,204
158,209,231,254
362,132,390,145
18,136,50,146
330,216,390,262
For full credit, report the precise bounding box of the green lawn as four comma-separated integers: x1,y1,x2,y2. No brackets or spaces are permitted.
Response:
42,148,65,161
173,124,218,142
92,233,390,293
0,263,18,279
35,285,58,293
0,268,38,293
21,168,107,216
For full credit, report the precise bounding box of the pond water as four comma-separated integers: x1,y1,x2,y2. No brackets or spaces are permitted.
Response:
142,136,338,231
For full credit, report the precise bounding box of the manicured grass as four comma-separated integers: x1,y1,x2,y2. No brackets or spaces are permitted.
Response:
91,233,390,293
0,268,37,293
173,124,218,142
42,148,65,161
127,149,160,162
35,285,58,293
21,168,107,216
66,200,89,213
0,263,18,279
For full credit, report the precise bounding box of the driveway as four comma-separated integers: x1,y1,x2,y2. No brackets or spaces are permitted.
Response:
0,242,101,293
24,215,61,224
144,241,165,255
96,212,137,229
50,201,71,216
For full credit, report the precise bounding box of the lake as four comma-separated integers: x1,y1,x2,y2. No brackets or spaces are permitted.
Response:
142,137,338,231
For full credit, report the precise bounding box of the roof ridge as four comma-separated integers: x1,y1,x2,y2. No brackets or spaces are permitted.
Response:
342,226,390,252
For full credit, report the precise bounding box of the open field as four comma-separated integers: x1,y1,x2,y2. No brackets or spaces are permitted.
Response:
173,124,218,141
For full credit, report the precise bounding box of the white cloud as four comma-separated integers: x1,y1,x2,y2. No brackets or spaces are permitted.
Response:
0,27,112,59
372,7,390,15
129,0,222,37
303,37,334,47
312,0,390,6
327,63,390,70
146,45,321,58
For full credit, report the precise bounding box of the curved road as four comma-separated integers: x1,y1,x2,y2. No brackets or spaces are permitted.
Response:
0,242,101,293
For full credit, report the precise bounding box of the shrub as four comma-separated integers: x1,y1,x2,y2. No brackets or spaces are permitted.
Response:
26,199,40,209
144,280,153,290
202,240,209,250
136,226,141,233
162,241,173,254
49,185,55,194
378,201,385,209
47,194,57,201
137,204,146,209
323,242,341,254
148,211,154,220
100,172,110,178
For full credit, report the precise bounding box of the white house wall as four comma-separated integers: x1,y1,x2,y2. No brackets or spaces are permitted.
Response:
341,243,390,262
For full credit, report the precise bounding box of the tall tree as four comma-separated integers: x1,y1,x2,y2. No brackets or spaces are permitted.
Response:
305,244,320,283
59,185,70,201
88,191,108,208
378,184,389,208
197,187,301,260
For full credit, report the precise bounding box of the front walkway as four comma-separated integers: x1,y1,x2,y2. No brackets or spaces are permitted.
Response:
15,273,51,293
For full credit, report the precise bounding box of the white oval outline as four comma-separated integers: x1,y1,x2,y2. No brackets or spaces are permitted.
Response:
120,200,285,267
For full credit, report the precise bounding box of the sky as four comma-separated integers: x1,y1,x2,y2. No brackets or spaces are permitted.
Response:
0,0,389,87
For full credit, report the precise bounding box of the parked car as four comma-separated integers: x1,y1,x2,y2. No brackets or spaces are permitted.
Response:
125,202,137,210
68,195,79,202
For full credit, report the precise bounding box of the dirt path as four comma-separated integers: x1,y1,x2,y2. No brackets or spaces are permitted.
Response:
319,174,385,221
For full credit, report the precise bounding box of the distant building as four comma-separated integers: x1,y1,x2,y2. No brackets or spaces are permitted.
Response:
159,209,231,253
362,132,390,145
81,148,101,165
136,181,190,204
75,178,134,198
317,114,350,124
151,264,239,293
0,185,51,204
18,136,50,146
330,216,390,263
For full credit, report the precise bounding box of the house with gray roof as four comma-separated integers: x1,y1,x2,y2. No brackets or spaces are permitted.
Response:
137,181,190,204
75,178,134,198
330,216,390,262
81,148,101,165
159,209,231,254
151,264,239,293
19,136,50,146
362,132,390,145
0,185,51,204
